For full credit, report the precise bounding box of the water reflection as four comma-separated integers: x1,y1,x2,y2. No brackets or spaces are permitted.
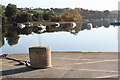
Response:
1,21,113,47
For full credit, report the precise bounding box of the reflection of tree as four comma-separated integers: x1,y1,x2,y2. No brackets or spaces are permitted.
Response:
21,27,32,35
60,24,72,31
43,23,83,35
91,21,110,28
81,23,91,30
1,21,111,47
2,25,33,46
70,23,82,35
46,25,56,32
6,31,20,46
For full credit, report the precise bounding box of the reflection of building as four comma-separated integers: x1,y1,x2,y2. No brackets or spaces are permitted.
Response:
51,23,60,27
110,22,120,26
25,22,33,27
91,21,110,28
81,21,110,30
70,22,76,28
18,24,26,29
81,23,92,30
33,24,46,33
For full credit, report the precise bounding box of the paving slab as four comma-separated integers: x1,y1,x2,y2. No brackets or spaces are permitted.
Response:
0,52,119,79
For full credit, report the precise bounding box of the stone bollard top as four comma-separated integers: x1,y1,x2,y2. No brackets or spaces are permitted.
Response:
29,46,51,54
29,46,51,49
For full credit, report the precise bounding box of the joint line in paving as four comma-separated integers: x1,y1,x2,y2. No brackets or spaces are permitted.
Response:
54,67,118,73
55,59,118,67
96,75,119,78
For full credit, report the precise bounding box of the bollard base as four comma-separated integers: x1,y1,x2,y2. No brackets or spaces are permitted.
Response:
30,65,52,69
43,65,52,69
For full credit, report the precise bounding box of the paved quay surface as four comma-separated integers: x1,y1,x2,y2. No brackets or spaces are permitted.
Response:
0,52,119,79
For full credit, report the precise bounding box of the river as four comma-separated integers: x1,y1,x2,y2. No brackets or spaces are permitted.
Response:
0,21,118,54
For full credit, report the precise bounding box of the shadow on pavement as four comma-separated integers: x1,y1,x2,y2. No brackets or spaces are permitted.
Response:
2,67,39,76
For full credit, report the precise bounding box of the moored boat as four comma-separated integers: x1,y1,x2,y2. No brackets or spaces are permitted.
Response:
110,22,120,26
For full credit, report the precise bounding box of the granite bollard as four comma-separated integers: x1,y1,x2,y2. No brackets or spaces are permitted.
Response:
29,46,52,69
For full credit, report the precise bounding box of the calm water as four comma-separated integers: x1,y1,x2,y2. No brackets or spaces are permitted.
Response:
0,22,118,54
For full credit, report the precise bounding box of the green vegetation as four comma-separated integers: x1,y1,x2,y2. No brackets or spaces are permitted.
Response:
2,3,83,25
61,9,82,22
42,11,61,22
32,10,44,13
16,12,33,22
32,13,43,21
5,3,18,23
80,8,111,20
2,3,117,26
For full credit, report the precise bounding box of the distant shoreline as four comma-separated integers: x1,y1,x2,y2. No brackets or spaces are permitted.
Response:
0,52,118,55
4,21,83,26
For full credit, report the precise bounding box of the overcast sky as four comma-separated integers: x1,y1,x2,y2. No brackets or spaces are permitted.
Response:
0,0,119,11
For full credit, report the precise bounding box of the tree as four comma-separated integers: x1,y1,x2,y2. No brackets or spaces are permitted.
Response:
61,9,82,22
0,5,7,25
5,3,18,23
2,16,8,25
21,27,33,35
33,13,43,21
42,11,51,21
16,12,33,22
42,11,60,21
102,10,110,19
